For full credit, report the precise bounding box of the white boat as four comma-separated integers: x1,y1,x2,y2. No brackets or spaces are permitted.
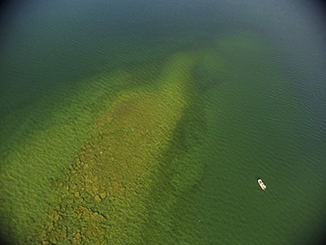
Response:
258,179,266,190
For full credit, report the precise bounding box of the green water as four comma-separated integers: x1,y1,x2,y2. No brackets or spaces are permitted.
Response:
187,35,326,244
1,7,326,244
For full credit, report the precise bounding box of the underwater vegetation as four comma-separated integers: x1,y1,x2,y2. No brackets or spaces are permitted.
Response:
13,50,210,244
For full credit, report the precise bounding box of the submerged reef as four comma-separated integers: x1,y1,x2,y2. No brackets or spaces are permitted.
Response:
27,51,208,244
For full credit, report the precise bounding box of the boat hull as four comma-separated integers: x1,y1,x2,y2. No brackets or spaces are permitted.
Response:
258,179,266,190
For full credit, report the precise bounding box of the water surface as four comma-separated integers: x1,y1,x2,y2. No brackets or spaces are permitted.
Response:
0,1,325,244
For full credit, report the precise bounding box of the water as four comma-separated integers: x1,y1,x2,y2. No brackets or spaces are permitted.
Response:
0,1,325,244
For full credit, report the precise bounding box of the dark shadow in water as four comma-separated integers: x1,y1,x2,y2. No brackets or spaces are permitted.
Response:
192,62,224,94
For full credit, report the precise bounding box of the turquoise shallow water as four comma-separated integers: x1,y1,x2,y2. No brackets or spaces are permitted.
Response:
1,1,326,244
